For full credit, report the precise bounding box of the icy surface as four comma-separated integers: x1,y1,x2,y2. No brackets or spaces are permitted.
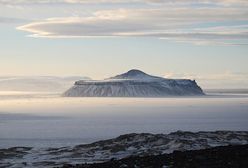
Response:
0,92,248,148
63,70,204,97
0,91,247,166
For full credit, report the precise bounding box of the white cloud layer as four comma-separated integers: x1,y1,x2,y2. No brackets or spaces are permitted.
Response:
1,0,248,5
164,71,248,89
17,6,248,45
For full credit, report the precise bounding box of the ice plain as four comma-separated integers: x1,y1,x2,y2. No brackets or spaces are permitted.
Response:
0,91,247,148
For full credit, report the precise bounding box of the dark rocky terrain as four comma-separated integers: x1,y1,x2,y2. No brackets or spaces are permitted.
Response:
61,144,248,168
1,131,247,167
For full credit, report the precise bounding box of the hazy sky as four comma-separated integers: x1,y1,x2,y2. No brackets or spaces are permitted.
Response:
0,0,248,88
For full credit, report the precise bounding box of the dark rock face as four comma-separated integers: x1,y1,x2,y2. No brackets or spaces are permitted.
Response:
63,70,204,97
62,144,248,168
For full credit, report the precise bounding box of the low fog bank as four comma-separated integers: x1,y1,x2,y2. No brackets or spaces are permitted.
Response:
205,89,248,94
0,76,90,92
0,95,247,148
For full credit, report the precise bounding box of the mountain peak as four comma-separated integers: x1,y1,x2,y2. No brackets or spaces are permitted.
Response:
109,69,156,80
125,69,147,76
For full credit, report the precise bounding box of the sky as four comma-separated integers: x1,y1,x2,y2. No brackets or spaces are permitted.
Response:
0,0,248,89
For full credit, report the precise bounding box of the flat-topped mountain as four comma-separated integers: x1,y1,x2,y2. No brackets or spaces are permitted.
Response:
63,69,204,97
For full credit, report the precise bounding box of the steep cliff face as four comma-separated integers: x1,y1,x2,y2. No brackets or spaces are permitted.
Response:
63,70,204,97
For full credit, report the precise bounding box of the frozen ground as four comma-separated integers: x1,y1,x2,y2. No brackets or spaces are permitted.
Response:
0,91,248,148
1,131,248,167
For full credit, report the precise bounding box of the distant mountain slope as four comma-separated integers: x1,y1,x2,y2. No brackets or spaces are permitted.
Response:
0,76,90,92
63,69,204,97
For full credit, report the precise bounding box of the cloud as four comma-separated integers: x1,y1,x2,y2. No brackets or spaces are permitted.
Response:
17,7,248,45
0,16,29,24
165,71,248,81
1,0,248,5
164,71,248,88
157,25,248,46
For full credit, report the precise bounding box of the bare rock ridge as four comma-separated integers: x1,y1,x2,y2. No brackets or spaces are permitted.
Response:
63,69,204,97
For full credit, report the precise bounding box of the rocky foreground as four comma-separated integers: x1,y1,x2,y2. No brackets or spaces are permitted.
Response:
62,144,248,168
1,131,248,167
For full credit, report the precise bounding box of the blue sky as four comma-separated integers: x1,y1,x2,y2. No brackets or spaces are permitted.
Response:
0,0,248,88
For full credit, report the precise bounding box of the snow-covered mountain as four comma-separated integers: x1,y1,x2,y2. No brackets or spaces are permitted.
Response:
63,69,204,97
